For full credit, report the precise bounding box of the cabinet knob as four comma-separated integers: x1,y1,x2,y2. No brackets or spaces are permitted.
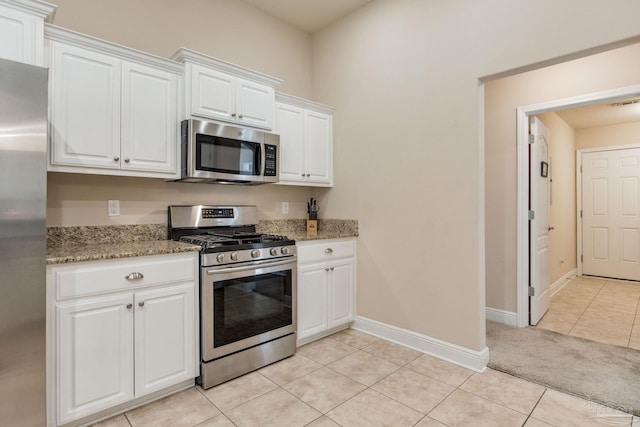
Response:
126,303,132,309
124,158,130,163
325,268,329,271
324,248,333,254
239,114,244,119
301,174,305,177
306,173,310,177
113,156,120,162
231,113,236,117
138,301,145,307
125,272,144,280
330,267,335,271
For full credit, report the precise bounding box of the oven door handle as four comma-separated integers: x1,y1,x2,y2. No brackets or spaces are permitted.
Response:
205,257,296,275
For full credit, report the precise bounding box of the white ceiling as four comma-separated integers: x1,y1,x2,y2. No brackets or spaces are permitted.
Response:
241,0,373,33
555,97,640,129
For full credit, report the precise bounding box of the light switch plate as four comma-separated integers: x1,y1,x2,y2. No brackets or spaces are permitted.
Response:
281,202,289,214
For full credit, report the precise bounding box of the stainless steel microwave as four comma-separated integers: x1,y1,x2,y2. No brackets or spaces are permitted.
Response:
178,119,279,184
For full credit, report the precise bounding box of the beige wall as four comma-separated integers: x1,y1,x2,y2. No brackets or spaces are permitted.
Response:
46,0,317,226
312,0,640,350
537,113,577,284
485,43,640,313
576,121,640,150
50,0,313,98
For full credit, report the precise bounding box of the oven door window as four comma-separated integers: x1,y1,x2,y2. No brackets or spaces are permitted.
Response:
213,270,292,348
196,134,261,176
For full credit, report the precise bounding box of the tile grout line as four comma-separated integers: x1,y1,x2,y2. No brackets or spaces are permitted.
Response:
567,278,606,335
520,388,549,427
627,295,640,348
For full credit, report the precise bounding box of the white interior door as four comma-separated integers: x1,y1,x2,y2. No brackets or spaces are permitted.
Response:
529,116,551,325
582,148,640,281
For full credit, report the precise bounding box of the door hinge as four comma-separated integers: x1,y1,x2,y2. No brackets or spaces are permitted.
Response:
580,165,582,173
580,210,582,218
528,210,535,220
528,286,535,297
528,134,535,144
581,254,583,263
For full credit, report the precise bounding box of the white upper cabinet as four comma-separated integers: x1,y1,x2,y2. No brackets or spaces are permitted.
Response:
275,93,334,187
172,48,281,130
46,25,182,178
0,0,55,66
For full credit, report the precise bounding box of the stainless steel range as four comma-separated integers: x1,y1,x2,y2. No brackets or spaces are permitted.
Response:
169,205,296,389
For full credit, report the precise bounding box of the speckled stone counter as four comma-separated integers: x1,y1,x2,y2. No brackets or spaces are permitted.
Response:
47,219,357,264
46,225,200,265
257,219,358,242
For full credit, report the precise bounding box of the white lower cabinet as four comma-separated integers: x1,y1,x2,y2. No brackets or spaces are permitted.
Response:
297,238,356,344
48,253,198,426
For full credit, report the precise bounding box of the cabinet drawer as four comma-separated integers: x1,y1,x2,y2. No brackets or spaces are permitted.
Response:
53,254,197,300
298,239,356,264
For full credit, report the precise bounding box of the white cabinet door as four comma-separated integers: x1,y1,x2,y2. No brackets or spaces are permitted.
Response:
236,78,274,129
0,2,52,65
56,294,134,425
0,5,36,64
50,42,121,169
121,62,178,174
134,283,195,396
298,263,328,340
190,64,235,123
275,102,306,183
328,259,356,328
306,110,333,185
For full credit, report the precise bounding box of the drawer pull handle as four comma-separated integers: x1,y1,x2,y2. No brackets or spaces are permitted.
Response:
126,304,132,309
125,272,144,280
139,301,145,307
324,248,333,254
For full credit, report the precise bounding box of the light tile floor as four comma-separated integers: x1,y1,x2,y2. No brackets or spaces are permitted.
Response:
536,276,640,349
92,329,639,427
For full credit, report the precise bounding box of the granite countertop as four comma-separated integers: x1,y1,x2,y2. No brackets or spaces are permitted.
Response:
47,240,201,265
46,224,200,265
257,219,358,242
47,219,358,265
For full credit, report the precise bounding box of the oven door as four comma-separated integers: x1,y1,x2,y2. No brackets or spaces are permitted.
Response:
201,257,297,362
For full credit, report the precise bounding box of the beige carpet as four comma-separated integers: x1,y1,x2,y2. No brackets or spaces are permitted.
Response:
486,321,640,416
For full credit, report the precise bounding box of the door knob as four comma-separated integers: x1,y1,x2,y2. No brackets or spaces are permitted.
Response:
548,226,555,231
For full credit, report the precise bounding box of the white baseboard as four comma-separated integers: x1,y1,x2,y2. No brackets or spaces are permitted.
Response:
485,307,518,327
550,268,577,296
351,316,489,372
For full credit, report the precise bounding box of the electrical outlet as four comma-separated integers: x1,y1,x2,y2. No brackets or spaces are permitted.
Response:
281,202,289,214
108,200,120,217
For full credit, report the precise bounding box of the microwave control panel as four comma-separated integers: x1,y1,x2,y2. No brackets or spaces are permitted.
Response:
264,145,277,177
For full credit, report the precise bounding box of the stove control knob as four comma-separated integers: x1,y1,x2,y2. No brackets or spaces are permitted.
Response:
216,254,224,263
230,252,238,261
281,247,290,255
251,249,260,258
269,248,278,256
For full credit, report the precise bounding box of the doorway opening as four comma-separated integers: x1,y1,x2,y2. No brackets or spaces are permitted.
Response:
515,84,640,329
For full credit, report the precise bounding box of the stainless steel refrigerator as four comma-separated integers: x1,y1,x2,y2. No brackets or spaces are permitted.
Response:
0,58,48,426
